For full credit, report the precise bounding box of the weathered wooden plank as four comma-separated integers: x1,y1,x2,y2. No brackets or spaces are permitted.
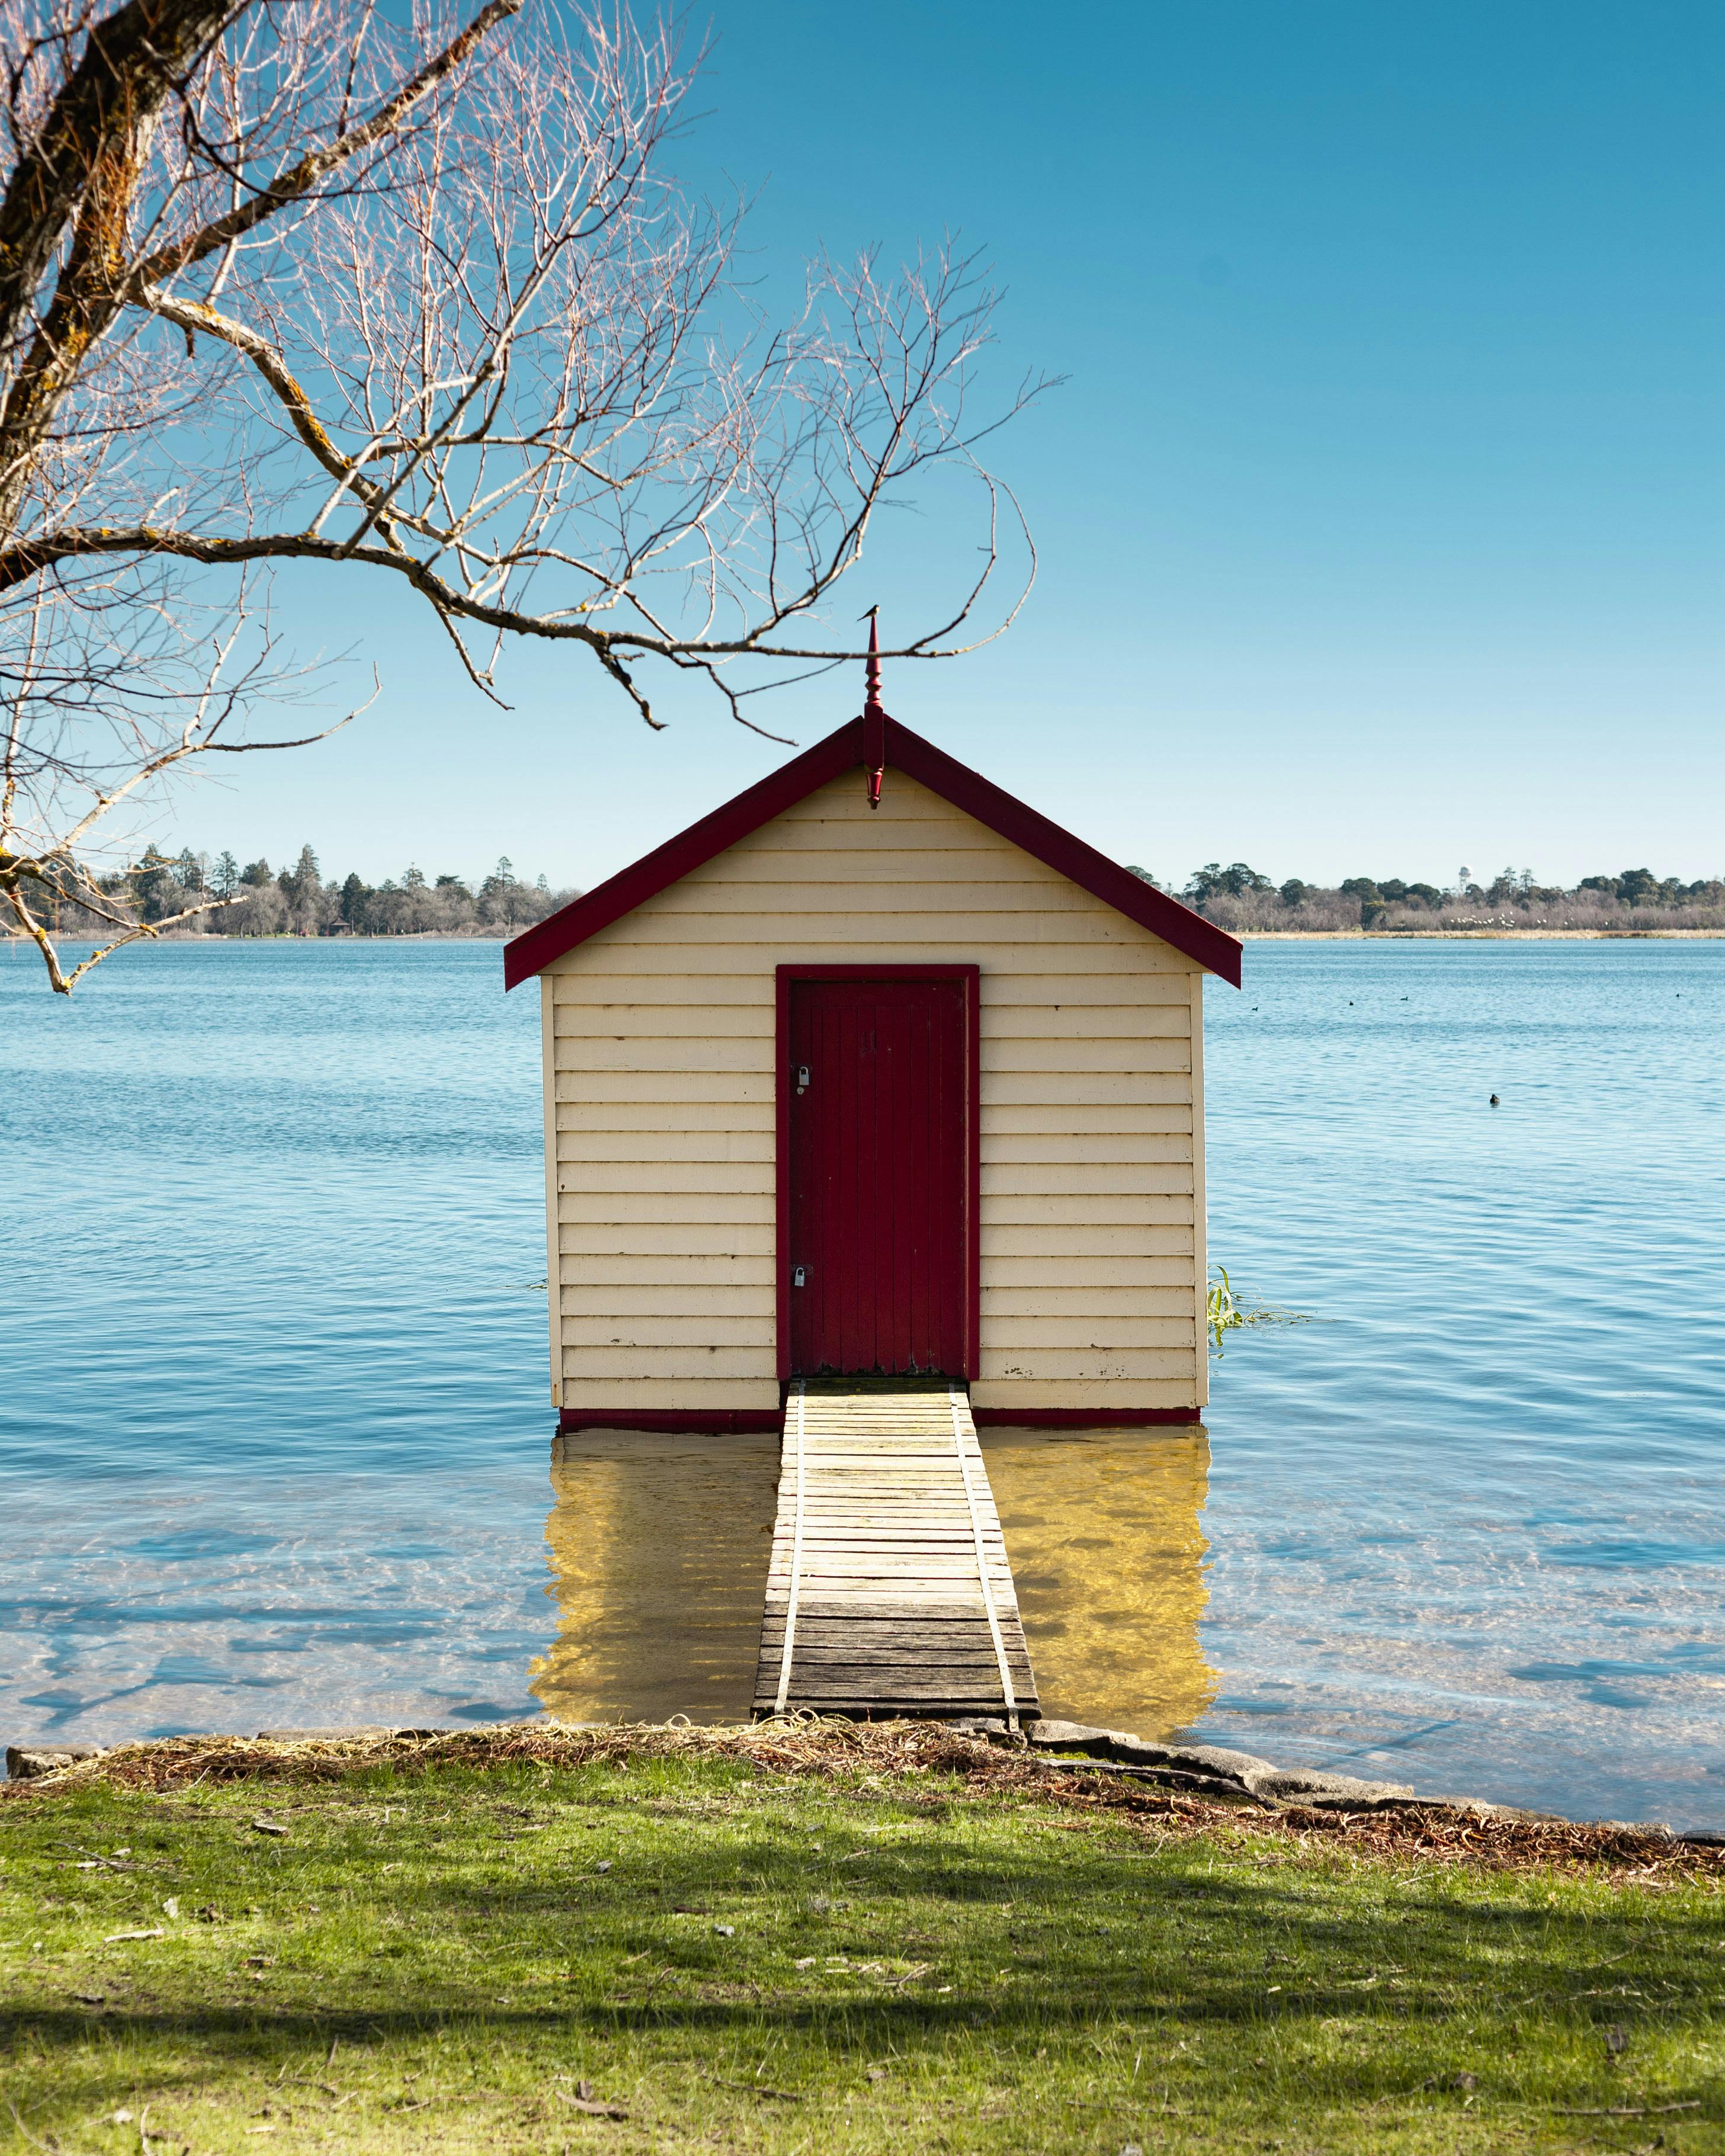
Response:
982,1102,1193,1134
562,1316,777,1348
780,1633,1035,1648
982,1038,1189,1074
755,1664,1008,1680
980,1224,1193,1257
775,1555,986,1569
765,1654,1035,1674
772,1578,1009,1595
750,1682,1009,1699
982,1284,1193,1314
968,1377,1203,1411
765,1681,1020,1701
557,1223,777,1258
642,876,1112,917
768,1653,1020,1671
554,1003,773,1038
552,1100,777,1135
564,1346,770,1379
784,1494,980,1506
772,1526,1014,1545
778,1534,991,1548
559,1154,774,1188
761,1583,998,1599
600,909,1152,949
980,1164,1194,1198
563,940,1187,978
555,1376,779,1409
553,1069,775,1103
685,844,1045,880
979,1316,1199,1350
976,1347,1195,1381
552,976,774,1009
774,1507,988,1520
979,1070,1191,1105
770,1571,1003,1588
759,1625,1015,1642
981,1131,1194,1165
787,1511,999,1525
762,1655,1027,1673
984,1003,1194,1036
981,1192,1194,1225
561,1282,773,1316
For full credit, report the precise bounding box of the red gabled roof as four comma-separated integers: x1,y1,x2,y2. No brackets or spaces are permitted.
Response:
503,716,1243,990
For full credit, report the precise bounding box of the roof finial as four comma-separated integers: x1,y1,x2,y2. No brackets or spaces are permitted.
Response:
861,607,885,810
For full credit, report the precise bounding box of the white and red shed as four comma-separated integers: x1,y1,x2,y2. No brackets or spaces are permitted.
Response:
505,700,1240,1432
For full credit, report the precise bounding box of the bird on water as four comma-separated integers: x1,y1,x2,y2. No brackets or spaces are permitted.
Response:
1489,1094,1500,1107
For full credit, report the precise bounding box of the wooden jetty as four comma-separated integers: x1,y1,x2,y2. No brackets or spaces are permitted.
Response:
754,1382,1039,1724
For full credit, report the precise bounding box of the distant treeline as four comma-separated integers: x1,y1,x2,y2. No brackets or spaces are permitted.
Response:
28,845,1725,946
39,845,579,940
1129,863,1725,934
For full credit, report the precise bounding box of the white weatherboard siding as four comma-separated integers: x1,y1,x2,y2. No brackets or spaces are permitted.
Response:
542,769,1207,1417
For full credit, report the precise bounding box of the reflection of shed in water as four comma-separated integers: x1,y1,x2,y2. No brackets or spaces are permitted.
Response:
984,1425,1217,1737
530,1429,779,1725
531,1423,1215,1734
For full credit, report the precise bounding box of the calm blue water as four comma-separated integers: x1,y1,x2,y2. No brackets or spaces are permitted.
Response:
1200,941,1724,1827
2,937,1720,1829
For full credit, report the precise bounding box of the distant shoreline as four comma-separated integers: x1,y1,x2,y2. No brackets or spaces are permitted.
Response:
1236,927,1724,941
4,929,511,947
9,926,1723,952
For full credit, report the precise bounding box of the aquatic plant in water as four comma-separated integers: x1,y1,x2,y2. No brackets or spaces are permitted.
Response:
1207,1266,1245,1350
1207,1267,1312,1353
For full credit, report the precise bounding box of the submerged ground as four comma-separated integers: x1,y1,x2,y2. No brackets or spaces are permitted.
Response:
2,1724,1720,2154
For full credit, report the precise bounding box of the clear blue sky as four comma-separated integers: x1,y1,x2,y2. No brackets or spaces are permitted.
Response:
162,0,1723,893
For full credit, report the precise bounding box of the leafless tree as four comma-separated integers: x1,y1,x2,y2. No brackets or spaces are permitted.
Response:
0,0,1043,989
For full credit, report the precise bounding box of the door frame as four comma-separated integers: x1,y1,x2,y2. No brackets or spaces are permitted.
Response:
775,962,981,1384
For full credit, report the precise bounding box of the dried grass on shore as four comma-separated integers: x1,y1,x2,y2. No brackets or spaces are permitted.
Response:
9,1717,1718,1884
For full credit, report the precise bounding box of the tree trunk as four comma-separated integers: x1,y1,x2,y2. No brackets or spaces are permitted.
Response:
0,0,239,534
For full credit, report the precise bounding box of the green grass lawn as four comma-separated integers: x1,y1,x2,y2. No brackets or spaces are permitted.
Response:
1,1725,1721,2153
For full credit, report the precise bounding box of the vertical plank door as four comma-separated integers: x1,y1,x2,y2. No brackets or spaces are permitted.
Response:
787,977,969,1378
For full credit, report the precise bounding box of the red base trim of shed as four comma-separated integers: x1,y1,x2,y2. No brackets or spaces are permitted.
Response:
557,1406,1203,1433
557,1408,783,1435
970,1408,1205,1429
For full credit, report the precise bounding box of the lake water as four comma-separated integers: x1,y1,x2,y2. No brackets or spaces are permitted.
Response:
3,938,1721,1830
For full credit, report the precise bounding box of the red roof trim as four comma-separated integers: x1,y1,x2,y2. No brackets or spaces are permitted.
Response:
504,714,1242,989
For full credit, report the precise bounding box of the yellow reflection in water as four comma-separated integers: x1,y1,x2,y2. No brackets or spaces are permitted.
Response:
981,1425,1217,1737
530,1430,780,1724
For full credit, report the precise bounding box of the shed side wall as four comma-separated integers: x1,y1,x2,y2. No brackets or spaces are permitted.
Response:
540,974,564,1404
546,770,1205,1415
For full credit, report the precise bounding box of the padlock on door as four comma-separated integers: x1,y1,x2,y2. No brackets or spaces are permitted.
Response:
792,1265,807,1288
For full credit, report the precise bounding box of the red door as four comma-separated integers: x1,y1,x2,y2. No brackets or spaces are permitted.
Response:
785,976,970,1378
